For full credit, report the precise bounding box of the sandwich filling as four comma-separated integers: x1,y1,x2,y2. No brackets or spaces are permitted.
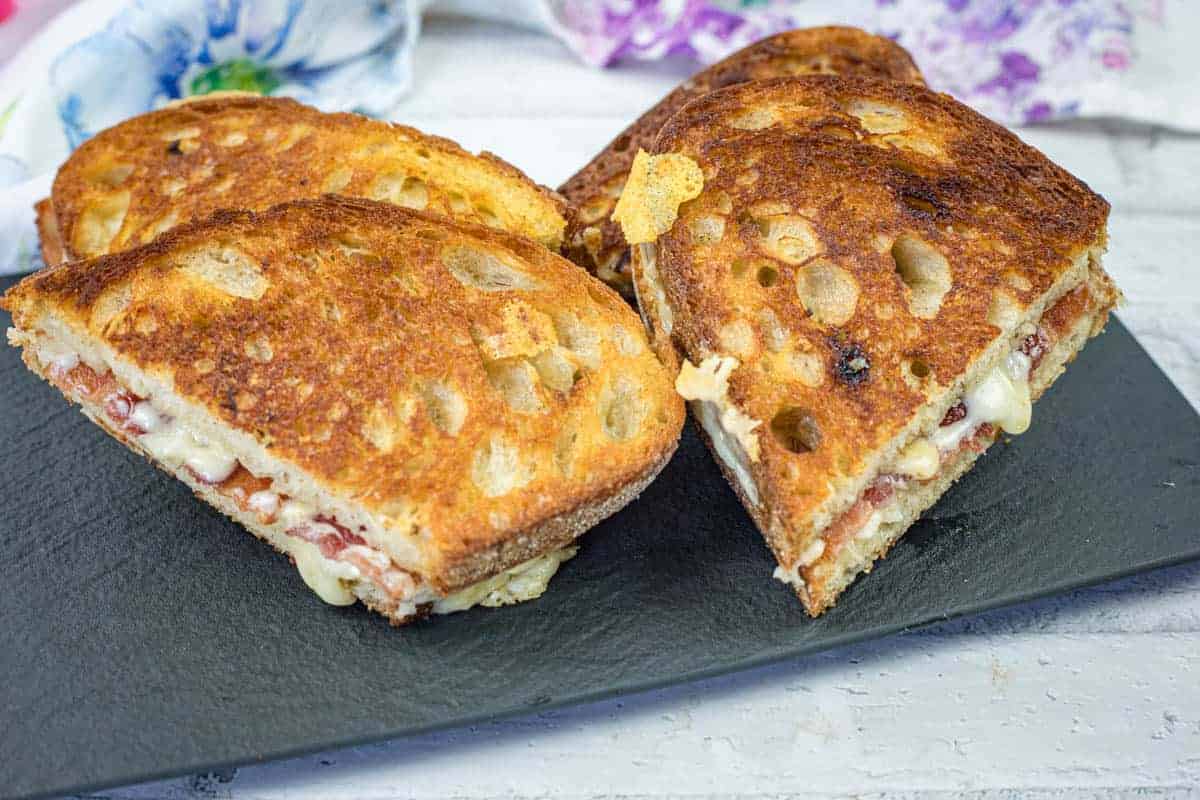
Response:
30,340,576,618
673,322,1046,589
772,328,1048,587
674,354,762,505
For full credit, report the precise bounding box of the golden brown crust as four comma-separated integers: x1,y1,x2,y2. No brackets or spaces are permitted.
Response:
633,75,1111,582
1040,254,1121,339
434,437,675,590
43,95,567,265
801,268,1119,615
4,196,685,591
560,27,925,295
35,198,64,267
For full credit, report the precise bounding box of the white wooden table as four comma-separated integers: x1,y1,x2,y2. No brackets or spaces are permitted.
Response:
76,18,1200,800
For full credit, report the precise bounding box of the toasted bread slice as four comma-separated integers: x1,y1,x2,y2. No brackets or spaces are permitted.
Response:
619,76,1120,616
38,95,567,266
5,196,684,624
560,27,924,297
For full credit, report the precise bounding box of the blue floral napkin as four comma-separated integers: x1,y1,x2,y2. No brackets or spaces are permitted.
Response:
0,0,421,274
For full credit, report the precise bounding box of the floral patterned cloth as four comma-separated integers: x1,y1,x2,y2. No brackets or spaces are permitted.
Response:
0,0,1186,276
548,0,1136,125
40,0,419,149
0,0,422,274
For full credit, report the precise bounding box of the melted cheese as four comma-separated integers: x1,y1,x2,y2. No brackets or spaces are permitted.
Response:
886,348,1034,479
289,537,578,615
611,149,703,245
138,413,238,484
932,350,1032,453
780,345,1034,587
247,490,280,518
128,401,162,434
35,338,80,373
292,540,358,605
692,398,760,507
798,537,826,567
31,336,107,375
278,499,315,529
675,356,761,459
433,546,579,614
675,355,762,505
277,498,576,615
773,561,805,590
892,438,939,480
854,503,906,542
32,338,580,619
636,242,673,335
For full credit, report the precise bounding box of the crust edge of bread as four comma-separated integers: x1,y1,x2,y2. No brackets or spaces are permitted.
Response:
35,198,64,267
10,318,679,624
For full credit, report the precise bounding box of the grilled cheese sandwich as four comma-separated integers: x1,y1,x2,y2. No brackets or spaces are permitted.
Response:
619,75,1121,615
6,197,685,623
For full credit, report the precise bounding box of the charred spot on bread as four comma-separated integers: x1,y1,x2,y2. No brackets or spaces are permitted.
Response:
830,338,870,386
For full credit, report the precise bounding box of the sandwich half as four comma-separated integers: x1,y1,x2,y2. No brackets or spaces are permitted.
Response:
5,196,684,623
36,94,567,266
615,75,1121,616
560,27,924,297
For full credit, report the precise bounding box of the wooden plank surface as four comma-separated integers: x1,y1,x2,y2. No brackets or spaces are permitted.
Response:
71,17,1200,800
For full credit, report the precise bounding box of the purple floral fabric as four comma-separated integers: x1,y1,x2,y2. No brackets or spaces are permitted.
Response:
549,0,1135,125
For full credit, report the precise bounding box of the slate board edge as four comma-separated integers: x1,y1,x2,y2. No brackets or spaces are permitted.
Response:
16,546,1200,800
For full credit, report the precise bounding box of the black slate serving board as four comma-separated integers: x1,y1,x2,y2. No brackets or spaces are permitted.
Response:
2,272,1198,799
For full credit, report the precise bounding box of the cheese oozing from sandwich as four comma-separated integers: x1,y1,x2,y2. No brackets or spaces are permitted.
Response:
772,333,1041,592
928,350,1032,453
28,338,577,616
674,354,763,505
